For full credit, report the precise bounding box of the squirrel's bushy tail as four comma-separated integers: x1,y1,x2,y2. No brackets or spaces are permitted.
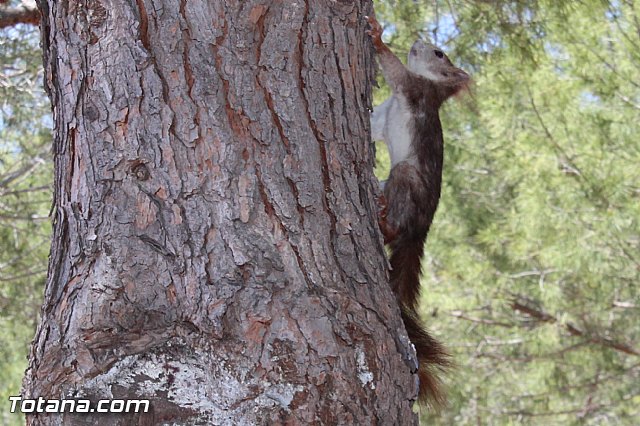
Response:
400,305,449,406
390,234,450,405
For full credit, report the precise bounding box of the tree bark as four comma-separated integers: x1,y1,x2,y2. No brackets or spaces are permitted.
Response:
24,0,420,424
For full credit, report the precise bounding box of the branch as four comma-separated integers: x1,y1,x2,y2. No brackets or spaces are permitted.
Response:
0,156,45,189
0,1,39,29
503,389,639,419
517,362,640,398
612,300,637,309
511,300,640,357
450,310,514,327
476,342,587,362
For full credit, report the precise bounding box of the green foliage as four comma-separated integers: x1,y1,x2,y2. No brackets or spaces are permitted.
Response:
374,0,639,424
0,21,51,425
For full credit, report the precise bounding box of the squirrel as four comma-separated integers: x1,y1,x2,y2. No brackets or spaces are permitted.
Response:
366,15,470,406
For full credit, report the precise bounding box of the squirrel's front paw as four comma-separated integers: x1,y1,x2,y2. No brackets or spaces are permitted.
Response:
365,15,383,42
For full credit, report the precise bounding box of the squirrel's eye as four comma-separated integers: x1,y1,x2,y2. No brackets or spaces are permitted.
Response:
410,47,417,56
434,50,444,58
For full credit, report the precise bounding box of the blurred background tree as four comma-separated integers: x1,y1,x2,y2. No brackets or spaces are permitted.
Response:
1,0,638,424
1,3,51,426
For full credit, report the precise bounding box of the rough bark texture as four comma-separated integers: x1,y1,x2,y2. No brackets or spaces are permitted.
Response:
24,0,420,424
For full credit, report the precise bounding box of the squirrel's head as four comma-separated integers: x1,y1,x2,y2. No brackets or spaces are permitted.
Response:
407,40,469,90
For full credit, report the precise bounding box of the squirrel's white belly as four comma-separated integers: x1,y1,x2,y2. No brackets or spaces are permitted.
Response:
371,95,414,167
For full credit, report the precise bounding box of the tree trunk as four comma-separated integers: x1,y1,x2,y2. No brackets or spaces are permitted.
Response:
24,0,419,424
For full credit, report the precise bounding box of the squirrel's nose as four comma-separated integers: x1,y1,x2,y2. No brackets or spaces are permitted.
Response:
456,69,470,81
